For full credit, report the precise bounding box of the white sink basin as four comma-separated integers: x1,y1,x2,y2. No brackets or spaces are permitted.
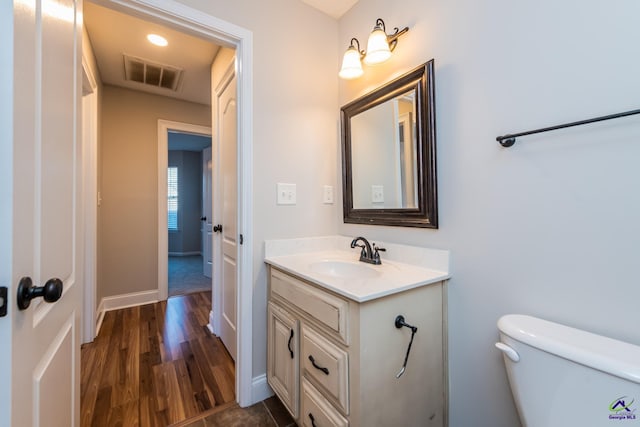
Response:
265,240,451,302
308,260,381,279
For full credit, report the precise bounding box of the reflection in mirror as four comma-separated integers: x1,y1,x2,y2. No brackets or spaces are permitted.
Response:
350,90,417,209
341,61,437,228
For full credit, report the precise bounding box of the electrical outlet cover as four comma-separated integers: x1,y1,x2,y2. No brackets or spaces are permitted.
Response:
323,185,334,204
371,185,384,203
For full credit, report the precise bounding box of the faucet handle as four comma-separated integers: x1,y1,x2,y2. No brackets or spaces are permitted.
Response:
372,244,386,263
373,243,386,254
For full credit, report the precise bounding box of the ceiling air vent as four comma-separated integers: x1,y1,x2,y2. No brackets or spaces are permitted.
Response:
123,54,183,91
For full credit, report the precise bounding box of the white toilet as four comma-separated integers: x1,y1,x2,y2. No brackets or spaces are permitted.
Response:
496,314,640,426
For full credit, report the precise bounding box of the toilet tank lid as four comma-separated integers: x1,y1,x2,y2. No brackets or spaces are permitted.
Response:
498,314,640,384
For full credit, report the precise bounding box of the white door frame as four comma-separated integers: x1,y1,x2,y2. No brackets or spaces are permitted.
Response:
158,120,212,302
95,0,255,407
81,56,99,344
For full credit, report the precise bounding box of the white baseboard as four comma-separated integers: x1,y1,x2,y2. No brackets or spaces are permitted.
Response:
95,289,160,335
251,374,273,404
168,251,202,257
95,300,106,336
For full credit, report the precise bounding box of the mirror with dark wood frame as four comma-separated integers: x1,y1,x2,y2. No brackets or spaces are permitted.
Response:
341,60,437,228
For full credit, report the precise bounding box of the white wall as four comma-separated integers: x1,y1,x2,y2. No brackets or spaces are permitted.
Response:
338,1,640,426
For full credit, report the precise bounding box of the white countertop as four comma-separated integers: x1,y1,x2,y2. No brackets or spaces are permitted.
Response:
264,236,450,302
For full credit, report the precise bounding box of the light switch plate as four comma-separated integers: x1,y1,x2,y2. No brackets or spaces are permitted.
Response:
277,183,297,205
323,185,334,204
371,185,384,203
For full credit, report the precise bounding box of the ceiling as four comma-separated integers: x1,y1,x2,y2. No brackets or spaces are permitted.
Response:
301,0,359,19
84,2,220,106
83,1,356,106
168,132,211,152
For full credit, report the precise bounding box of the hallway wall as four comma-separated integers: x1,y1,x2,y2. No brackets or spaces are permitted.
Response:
99,85,211,301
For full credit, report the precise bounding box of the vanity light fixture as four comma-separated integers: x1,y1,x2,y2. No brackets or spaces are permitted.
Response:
339,18,409,79
338,38,365,80
147,34,168,47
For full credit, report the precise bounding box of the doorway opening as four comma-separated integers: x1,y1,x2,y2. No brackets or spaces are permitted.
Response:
167,131,213,297
160,125,213,298
84,0,255,409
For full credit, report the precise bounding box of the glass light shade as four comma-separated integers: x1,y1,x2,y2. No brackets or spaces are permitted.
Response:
364,28,391,65
339,47,364,79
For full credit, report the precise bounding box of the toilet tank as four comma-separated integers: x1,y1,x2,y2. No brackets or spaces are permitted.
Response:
496,314,640,427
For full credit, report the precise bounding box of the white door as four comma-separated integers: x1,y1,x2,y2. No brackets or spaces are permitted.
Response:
0,0,82,425
215,65,238,361
202,146,213,278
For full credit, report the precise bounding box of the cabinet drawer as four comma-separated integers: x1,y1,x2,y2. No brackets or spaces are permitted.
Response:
301,378,349,427
302,325,349,414
271,269,349,344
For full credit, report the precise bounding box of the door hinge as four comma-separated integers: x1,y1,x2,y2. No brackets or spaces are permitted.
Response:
239,234,244,245
0,286,7,317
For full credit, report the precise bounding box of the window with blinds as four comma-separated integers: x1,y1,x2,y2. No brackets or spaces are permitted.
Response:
168,166,178,230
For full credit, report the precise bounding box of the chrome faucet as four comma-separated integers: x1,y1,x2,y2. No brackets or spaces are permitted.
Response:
350,237,386,265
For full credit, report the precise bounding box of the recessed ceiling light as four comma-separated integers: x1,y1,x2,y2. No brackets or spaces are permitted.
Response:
147,34,168,47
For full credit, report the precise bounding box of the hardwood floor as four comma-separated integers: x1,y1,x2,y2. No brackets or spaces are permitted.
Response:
81,292,235,427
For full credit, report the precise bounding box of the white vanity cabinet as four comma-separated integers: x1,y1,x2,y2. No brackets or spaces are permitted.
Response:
267,266,447,427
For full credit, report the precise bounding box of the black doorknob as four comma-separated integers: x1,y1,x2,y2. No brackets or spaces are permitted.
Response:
213,224,223,233
17,277,63,310
200,216,207,221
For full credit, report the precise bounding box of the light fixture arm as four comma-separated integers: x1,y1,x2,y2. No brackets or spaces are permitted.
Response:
375,18,409,52
349,37,365,59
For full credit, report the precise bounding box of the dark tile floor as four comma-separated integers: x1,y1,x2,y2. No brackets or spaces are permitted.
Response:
178,396,295,427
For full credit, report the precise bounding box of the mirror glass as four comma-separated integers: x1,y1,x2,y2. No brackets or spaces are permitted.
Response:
350,90,417,209
341,61,437,228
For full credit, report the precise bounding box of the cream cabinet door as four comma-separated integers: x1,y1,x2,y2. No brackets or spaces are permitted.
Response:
267,302,299,418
